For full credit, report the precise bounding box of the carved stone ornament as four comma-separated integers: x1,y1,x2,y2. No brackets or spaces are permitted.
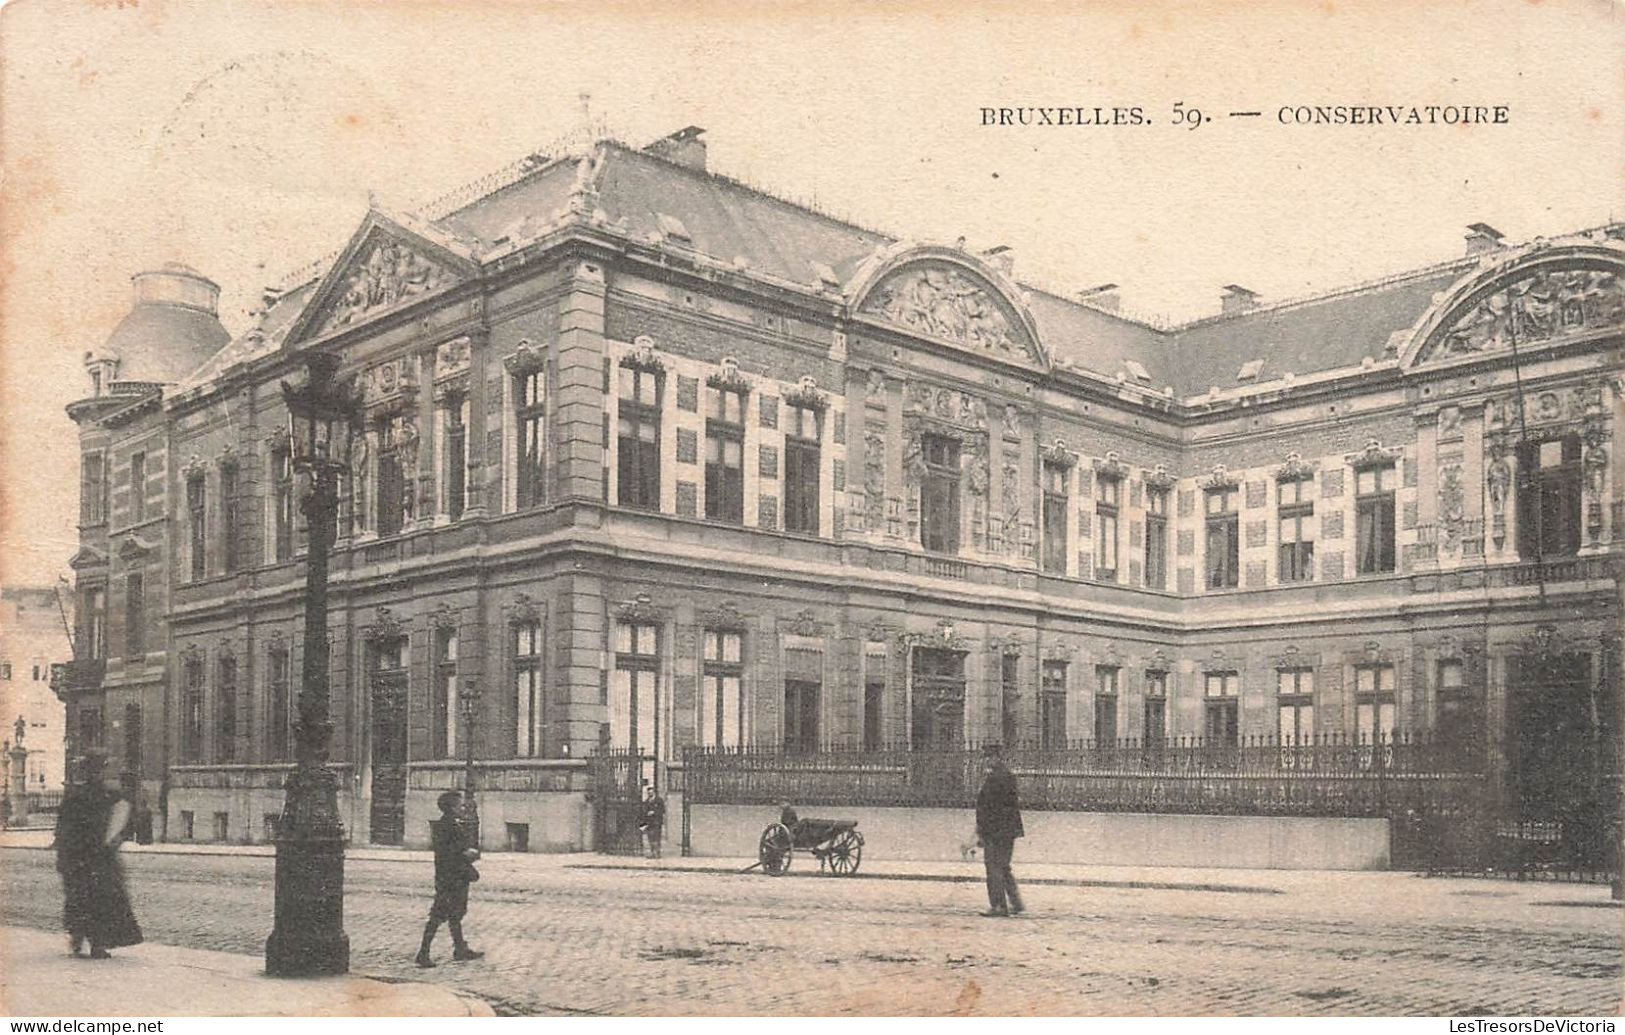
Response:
1001,405,1021,440
266,426,291,453
182,454,208,479
368,607,404,641
903,383,987,430
615,592,663,625
786,608,823,638
324,237,455,331
700,601,746,630
1143,464,1177,492
359,357,419,411
265,628,289,652
903,618,968,652
865,369,888,399
705,357,752,394
784,375,828,412
503,338,547,376
181,643,205,664
861,263,1036,359
1345,439,1403,468
1274,451,1318,483
116,535,150,561
1439,462,1466,550
510,593,540,622
1199,464,1239,491
1093,451,1129,481
864,619,896,644
429,602,459,631
434,336,472,379
1145,646,1172,671
1431,264,1625,360
1041,642,1075,662
620,335,665,374
1041,439,1078,468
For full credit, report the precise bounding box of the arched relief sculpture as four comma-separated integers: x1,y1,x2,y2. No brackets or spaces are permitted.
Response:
1435,266,1623,358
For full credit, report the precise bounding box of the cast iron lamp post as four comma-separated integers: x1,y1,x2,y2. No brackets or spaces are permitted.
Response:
266,351,360,977
461,679,482,849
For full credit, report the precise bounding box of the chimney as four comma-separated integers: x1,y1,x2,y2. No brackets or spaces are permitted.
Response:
1464,222,1505,256
1077,283,1121,312
643,126,707,173
983,245,1014,277
1221,284,1261,315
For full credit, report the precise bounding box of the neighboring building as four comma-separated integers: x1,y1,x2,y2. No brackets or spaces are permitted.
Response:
2,585,73,792
57,128,1623,852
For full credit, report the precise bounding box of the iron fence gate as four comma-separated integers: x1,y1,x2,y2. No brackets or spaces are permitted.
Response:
589,749,657,855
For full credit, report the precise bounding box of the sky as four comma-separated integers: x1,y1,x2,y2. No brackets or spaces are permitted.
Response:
1,0,1620,587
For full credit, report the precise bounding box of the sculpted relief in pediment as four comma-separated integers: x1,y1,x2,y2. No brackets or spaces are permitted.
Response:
317,236,459,336
860,264,1038,361
1427,264,1624,361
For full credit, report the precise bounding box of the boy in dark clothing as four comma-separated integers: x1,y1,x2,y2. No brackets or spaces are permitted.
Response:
974,744,1025,917
638,786,666,859
416,790,484,967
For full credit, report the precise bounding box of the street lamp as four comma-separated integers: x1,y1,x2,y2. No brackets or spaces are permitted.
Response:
460,679,482,849
265,351,360,977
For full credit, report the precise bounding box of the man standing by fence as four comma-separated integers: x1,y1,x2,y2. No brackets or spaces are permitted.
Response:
974,744,1025,917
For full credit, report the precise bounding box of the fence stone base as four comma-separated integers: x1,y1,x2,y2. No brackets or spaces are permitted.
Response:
689,803,1391,870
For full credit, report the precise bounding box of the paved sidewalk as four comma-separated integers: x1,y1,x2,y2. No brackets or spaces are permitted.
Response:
0,925,494,1017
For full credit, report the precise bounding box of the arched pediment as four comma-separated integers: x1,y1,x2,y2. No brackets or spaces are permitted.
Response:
1400,237,1625,368
848,245,1046,367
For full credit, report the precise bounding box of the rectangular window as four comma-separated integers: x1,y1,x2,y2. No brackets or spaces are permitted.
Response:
1205,486,1239,589
864,672,886,751
124,573,144,657
216,654,237,763
1435,659,1477,762
1355,663,1397,745
1517,434,1582,559
268,646,291,761
1000,653,1020,748
1040,660,1067,749
1096,475,1121,579
445,396,468,521
84,588,105,660
1042,462,1069,574
921,434,961,554
129,452,146,524
514,620,544,757
515,370,546,510
1094,665,1119,743
1277,668,1315,765
81,451,106,526
1143,671,1168,748
376,419,406,536
187,473,207,580
1277,476,1315,582
1204,671,1239,746
705,386,746,522
610,621,660,754
617,366,662,510
1145,488,1168,590
783,403,821,534
272,445,293,562
784,679,820,754
220,461,242,574
1354,464,1397,574
182,657,204,764
78,706,103,751
180,811,194,840
701,629,744,748
433,628,458,759
124,704,142,777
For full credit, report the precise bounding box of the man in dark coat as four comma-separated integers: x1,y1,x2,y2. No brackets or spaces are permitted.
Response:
416,790,484,967
54,754,143,957
974,744,1025,917
638,785,666,859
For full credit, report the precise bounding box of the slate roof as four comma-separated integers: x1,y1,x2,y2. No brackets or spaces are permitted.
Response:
103,299,230,385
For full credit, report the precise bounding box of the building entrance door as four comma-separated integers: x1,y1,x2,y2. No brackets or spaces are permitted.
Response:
911,648,965,751
369,640,409,846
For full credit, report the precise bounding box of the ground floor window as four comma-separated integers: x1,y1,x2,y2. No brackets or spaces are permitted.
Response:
784,679,820,753
611,621,660,756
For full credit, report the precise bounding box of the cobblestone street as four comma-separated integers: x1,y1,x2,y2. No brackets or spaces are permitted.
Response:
1,846,1618,1016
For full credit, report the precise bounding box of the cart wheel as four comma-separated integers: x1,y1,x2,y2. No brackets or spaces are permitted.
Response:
828,829,863,876
758,822,793,876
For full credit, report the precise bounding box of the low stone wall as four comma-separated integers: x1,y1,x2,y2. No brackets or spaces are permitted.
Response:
687,803,1391,871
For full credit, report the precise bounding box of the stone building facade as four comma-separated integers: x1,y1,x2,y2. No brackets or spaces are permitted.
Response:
2,586,73,796
57,129,1624,851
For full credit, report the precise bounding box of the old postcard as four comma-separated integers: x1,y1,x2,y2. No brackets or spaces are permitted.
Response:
0,0,1620,1021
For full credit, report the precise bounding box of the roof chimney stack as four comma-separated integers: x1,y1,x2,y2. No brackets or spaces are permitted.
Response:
644,126,708,173
1464,222,1505,256
982,245,1014,277
1221,284,1261,315
1077,283,1121,312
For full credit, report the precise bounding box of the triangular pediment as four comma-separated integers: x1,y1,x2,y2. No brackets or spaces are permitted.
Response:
855,255,1044,366
1405,242,1625,367
285,211,476,347
69,545,107,570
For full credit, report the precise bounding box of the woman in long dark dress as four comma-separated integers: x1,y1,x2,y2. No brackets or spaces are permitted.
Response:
54,755,142,958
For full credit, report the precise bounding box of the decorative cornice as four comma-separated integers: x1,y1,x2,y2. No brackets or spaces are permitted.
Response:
1345,439,1403,468
116,535,151,562
705,356,752,395
503,338,548,376
619,335,665,374
783,375,829,412
1274,450,1318,483
1040,438,1078,468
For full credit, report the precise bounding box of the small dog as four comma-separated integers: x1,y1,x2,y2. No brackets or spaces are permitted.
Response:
959,837,981,863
